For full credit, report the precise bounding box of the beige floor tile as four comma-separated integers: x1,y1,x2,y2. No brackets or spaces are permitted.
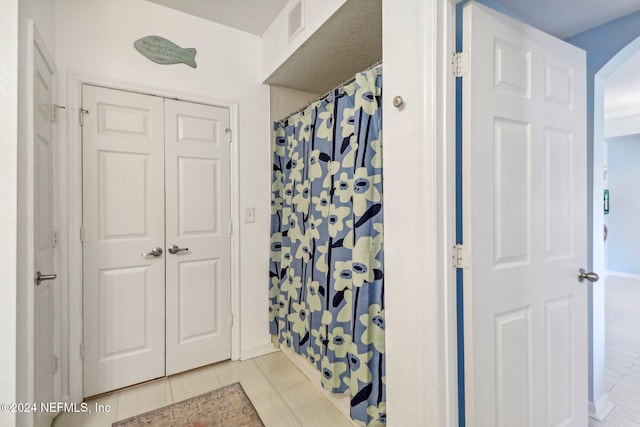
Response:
169,365,222,402
53,394,118,427
116,378,172,421
252,392,303,427
213,359,277,401
254,351,308,391
53,353,353,427
279,381,354,427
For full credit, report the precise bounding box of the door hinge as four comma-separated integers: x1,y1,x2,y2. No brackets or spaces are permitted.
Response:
80,226,85,243
452,51,470,77
52,104,66,123
52,230,59,248
228,314,233,327
80,342,85,359
453,244,470,269
79,108,89,126
229,222,233,235
52,355,59,374
226,128,232,143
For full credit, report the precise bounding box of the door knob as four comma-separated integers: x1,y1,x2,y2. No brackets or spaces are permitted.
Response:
168,244,189,255
578,268,599,283
35,271,57,286
142,247,163,257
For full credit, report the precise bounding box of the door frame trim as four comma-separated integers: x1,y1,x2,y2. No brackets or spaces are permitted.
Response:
64,74,241,402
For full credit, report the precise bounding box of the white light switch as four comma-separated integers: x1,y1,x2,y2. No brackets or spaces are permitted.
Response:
245,207,255,223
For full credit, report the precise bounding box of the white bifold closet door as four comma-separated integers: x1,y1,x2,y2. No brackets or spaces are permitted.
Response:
82,85,231,397
164,99,232,376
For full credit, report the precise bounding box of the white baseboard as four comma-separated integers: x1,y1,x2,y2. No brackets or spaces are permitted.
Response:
240,342,279,361
606,271,640,280
589,394,615,421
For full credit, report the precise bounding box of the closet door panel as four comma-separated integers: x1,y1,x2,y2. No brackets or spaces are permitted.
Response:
165,99,232,375
82,85,166,397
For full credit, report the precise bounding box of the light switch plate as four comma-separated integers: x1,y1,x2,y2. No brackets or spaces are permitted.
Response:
245,207,255,223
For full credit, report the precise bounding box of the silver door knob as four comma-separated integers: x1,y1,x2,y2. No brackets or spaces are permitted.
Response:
36,271,57,286
168,244,189,254
578,268,599,283
142,247,163,257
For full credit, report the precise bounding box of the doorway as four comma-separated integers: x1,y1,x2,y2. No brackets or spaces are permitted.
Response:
81,84,233,397
589,37,640,423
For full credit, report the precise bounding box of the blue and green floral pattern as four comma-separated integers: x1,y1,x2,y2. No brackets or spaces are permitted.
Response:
269,69,385,426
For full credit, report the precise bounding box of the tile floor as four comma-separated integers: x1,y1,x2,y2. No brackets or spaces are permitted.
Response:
589,275,640,426
53,351,354,427
56,275,640,427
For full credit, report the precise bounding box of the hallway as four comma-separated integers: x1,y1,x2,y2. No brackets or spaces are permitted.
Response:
590,276,640,426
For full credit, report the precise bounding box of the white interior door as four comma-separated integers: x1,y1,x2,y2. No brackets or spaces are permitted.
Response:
34,43,58,427
462,3,588,426
82,85,166,396
164,99,231,375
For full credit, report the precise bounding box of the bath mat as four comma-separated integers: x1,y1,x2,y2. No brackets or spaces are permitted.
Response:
112,382,264,427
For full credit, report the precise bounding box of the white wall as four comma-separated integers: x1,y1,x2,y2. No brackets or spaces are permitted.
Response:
54,0,272,392
269,85,317,122
0,1,19,426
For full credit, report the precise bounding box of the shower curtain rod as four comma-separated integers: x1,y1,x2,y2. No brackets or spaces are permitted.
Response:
278,59,383,123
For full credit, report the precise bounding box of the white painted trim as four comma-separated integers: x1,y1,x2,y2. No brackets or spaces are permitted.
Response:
606,271,640,280
588,393,615,421
382,0,455,424
590,34,640,420
239,343,279,360
65,72,84,404
439,1,459,426
229,102,242,362
279,346,357,426
64,71,243,401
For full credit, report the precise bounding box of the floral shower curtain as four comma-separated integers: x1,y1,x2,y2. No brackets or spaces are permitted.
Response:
269,68,385,427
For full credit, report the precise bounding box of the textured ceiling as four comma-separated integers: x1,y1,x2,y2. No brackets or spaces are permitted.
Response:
264,0,382,94
144,0,289,35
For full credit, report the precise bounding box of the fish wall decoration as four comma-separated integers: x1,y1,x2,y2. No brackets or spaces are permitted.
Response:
134,35,197,68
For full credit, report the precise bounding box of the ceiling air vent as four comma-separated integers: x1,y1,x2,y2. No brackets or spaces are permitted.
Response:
288,0,304,42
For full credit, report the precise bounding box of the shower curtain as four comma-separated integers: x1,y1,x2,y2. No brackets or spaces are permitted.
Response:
269,68,385,427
